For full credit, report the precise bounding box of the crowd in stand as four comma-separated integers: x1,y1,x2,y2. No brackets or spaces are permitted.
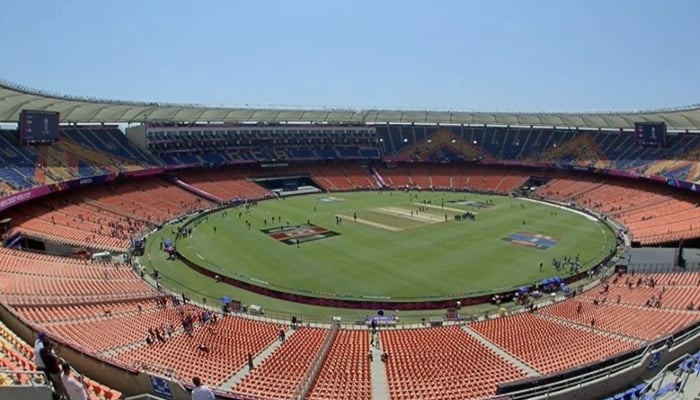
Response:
142,295,220,350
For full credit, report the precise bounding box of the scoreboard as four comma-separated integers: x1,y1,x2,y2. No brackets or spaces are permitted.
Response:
634,122,666,147
19,110,60,144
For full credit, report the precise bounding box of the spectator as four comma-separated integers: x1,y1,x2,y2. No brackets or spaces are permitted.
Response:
40,341,68,399
34,332,46,372
61,363,88,400
191,376,215,400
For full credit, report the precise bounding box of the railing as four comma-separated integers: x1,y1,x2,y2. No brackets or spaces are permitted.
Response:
492,343,659,400
124,395,169,400
0,369,48,387
3,291,159,307
483,322,700,400
293,324,339,400
628,263,700,274
132,360,181,382
638,353,690,398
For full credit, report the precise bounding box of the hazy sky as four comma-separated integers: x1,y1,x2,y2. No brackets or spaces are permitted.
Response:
1,0,698,112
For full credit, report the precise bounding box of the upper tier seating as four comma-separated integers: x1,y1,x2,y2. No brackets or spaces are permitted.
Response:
60,126,155,167
377,125,700,183
147,125,380,166
176,169,273,201
0,127,154,195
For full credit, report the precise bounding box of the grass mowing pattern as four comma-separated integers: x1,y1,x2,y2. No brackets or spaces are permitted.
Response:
171,192,614,301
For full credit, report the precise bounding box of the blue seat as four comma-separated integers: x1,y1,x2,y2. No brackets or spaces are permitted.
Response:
624,388,637,399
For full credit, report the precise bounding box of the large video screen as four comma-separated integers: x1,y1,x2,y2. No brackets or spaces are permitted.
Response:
634,122,666,147
19,110,60,144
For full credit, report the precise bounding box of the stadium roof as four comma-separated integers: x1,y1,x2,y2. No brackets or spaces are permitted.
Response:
1,79,700,129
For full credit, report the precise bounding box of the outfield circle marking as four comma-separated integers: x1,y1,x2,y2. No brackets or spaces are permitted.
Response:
167,190,618,310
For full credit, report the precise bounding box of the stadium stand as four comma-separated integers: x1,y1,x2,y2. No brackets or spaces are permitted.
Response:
232,328,328,399
60,126,156,168
0,248,154,305
535,176,700,244
470,313,641,375
4,116,700,399
112,311,279,386
145,124,380,165
376,125,700,183
306,330,371,400
176,169,273,201
0,320,122,399
579,271,700,309
538,299,698,341
4,120,700,246
3,179,212,251
381,326,528,399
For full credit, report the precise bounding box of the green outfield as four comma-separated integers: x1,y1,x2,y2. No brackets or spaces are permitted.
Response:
161,191,614,303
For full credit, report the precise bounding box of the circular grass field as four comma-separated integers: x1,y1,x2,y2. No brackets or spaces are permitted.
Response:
173,191,616,301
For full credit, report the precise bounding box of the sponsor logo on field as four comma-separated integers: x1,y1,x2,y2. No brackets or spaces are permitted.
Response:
502,232,558,250
261,224,340,245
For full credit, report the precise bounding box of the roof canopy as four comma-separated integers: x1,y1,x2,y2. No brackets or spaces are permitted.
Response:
1,80,700,129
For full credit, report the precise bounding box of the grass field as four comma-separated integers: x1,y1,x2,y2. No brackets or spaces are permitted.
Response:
163,191,614,302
